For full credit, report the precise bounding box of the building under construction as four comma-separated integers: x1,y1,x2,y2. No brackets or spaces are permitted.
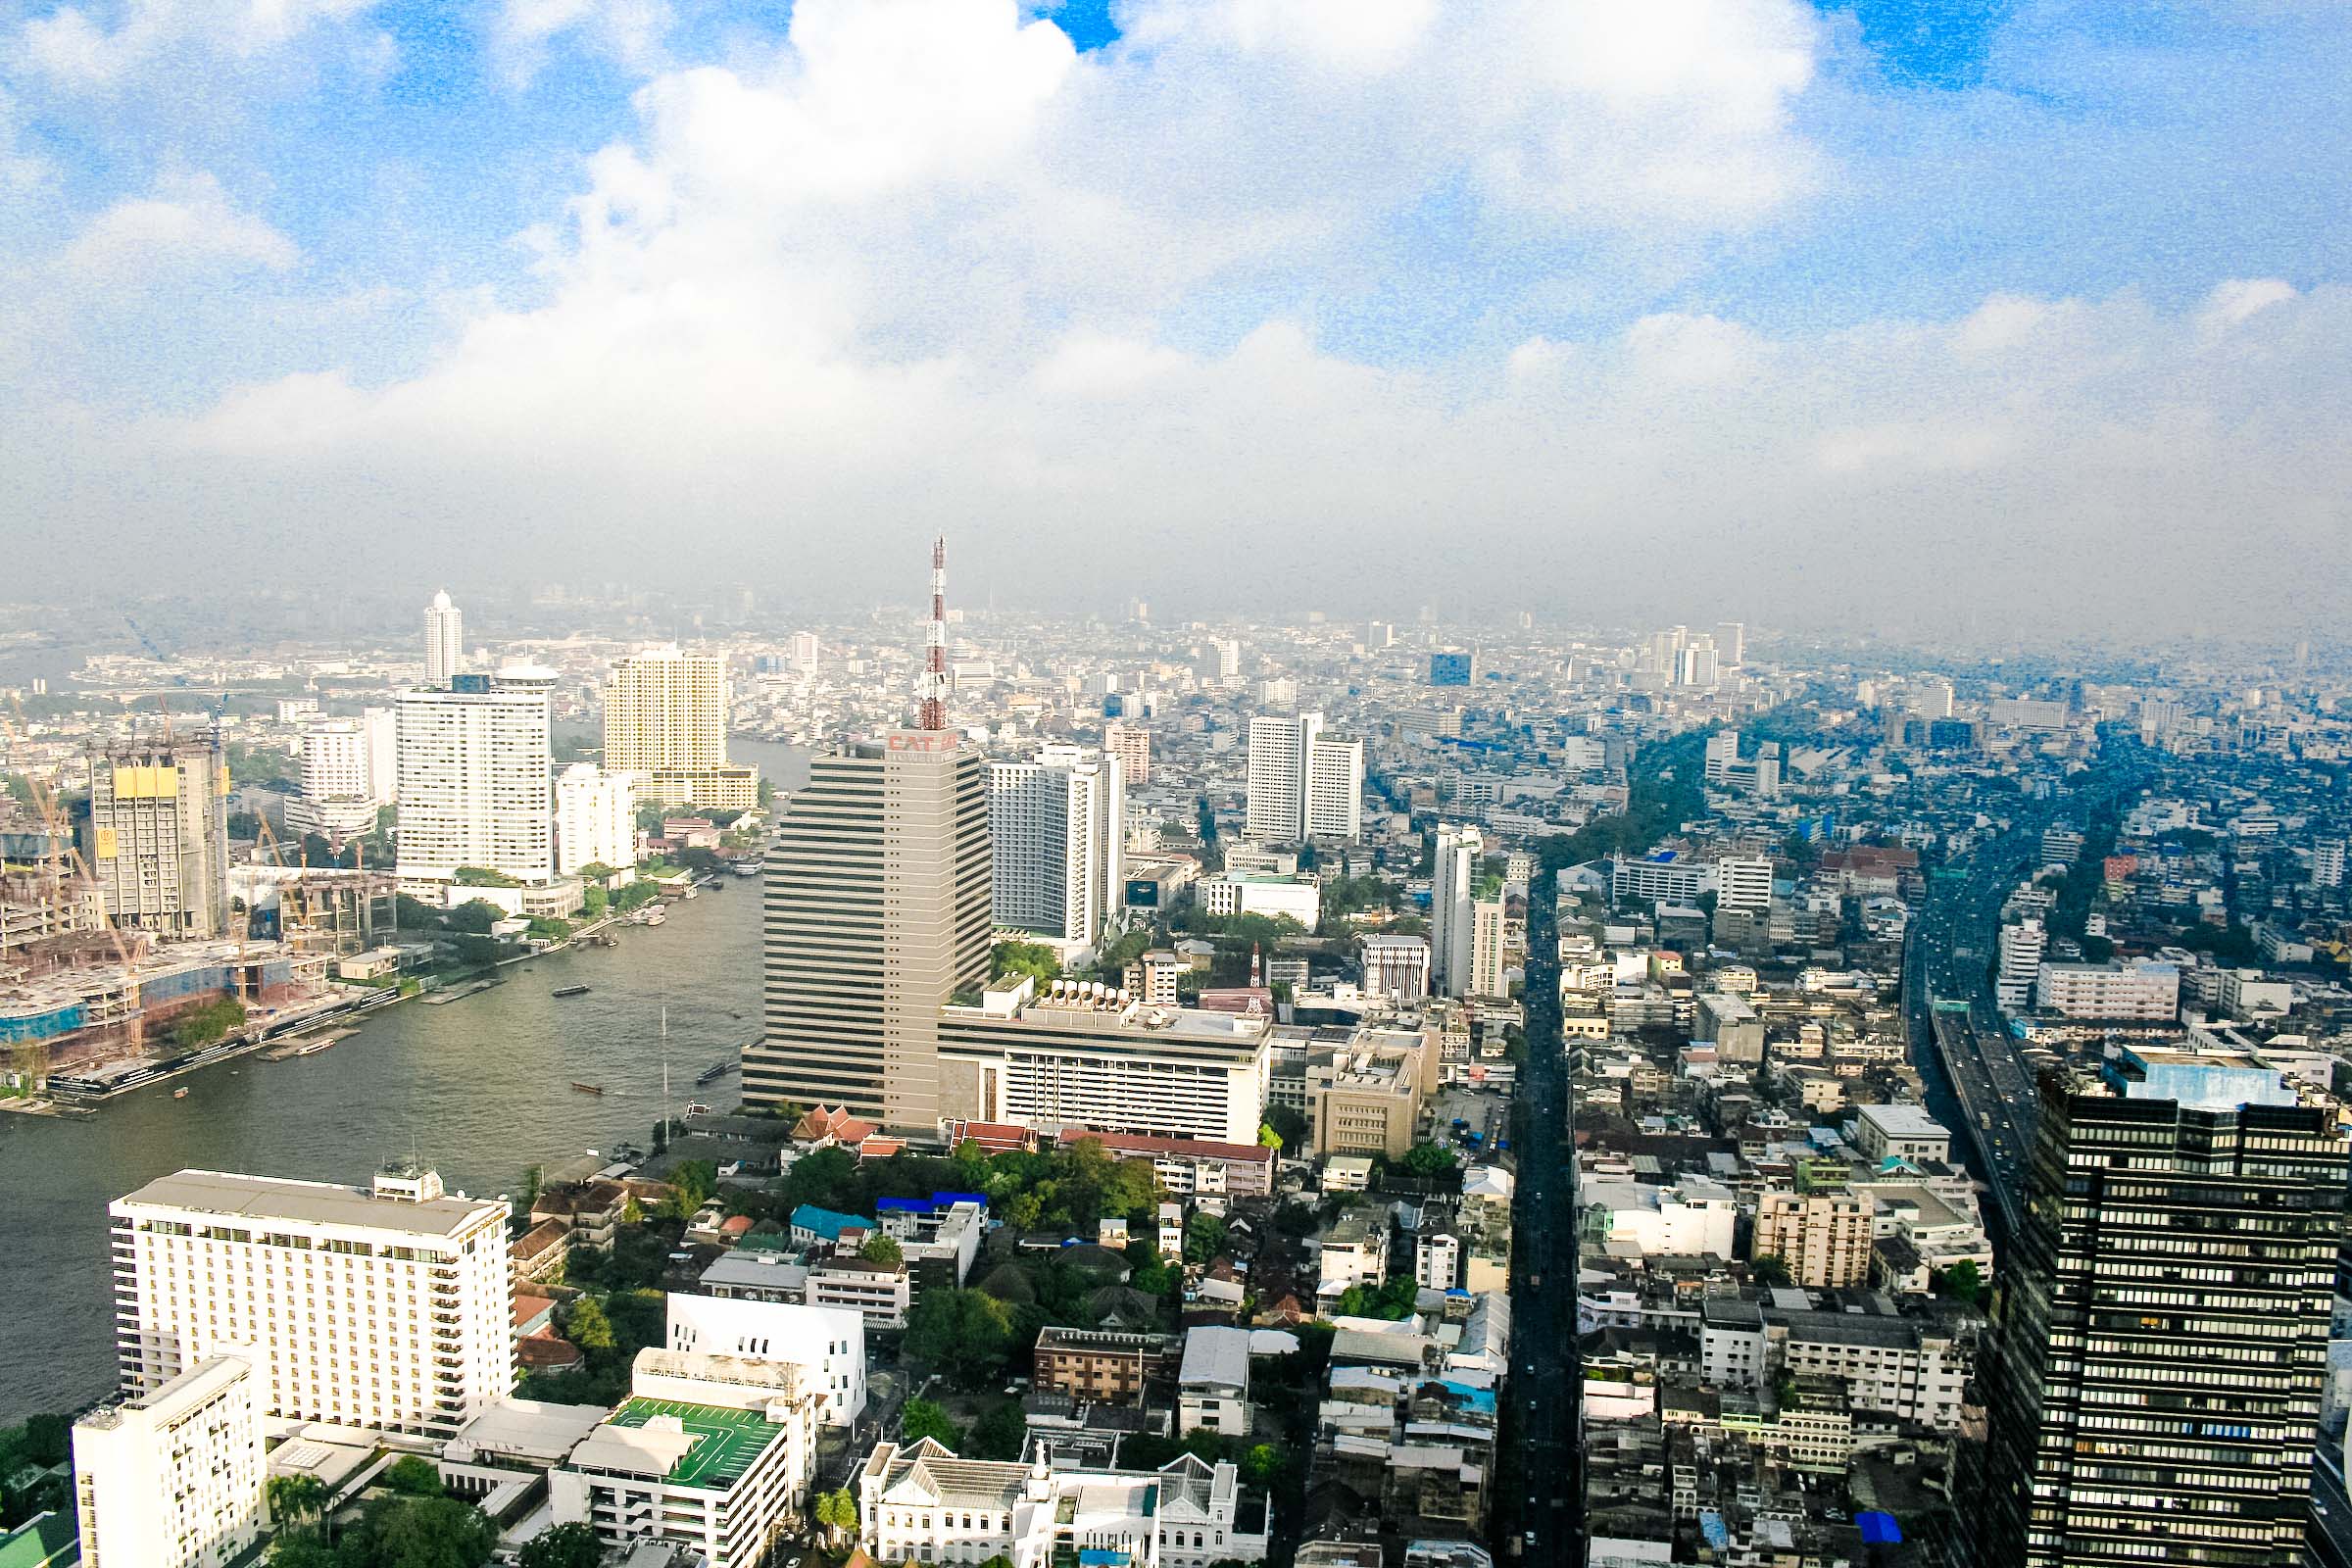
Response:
227,865,399,956
82,739,231,941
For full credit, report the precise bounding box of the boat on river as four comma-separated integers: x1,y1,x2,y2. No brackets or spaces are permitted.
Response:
570,1081,605,1096
553,985,591,999
695,1059,734,1085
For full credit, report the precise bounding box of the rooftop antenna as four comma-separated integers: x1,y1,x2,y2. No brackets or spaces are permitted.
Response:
919,535,949,732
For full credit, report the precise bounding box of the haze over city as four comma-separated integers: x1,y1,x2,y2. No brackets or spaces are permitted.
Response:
3,0,2348,630
10,6,2352,1568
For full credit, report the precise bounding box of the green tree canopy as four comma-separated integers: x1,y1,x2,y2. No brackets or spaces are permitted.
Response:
860,1232,905,1266
566,1297,615,1352
517,1520,605,1568
901,1397,963,1447
1399,1142,1458,1177
966,1400,1029,1461
383,1454,445,1495
444,899,502,934
992,940,1061,985
905,1289,1015,1389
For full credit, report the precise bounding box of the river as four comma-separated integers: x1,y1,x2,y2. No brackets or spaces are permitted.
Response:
0,739,803,1424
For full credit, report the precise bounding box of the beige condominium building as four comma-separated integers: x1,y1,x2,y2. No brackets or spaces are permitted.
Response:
748,732,992,1130
603,644,758,809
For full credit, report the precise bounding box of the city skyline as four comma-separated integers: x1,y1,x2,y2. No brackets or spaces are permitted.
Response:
0,3,2346,631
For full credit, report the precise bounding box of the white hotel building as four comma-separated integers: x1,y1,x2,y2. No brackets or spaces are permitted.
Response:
989,745,1124,954
73,1353,266,1568
111,1165,513,1439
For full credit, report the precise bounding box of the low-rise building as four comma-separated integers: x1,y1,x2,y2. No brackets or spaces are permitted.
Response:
1035,1328,1176,1407
1179,1327,1254,1437
858,1442,1268,1568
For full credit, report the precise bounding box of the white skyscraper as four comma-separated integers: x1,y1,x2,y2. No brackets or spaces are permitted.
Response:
111,1166,513,1439
394,667,555,888
555,761,637,877
989,746,1123,949
1998,917,2046,1013
1468,898,1506,999
362,705,399,803
1715,621,1746,667
1712,856,1775,913
1247,712,1363,842
1704,730,1741,785
287,717,381,839
422,589,463,687
1431,823,1484,997
74,1353,265,1568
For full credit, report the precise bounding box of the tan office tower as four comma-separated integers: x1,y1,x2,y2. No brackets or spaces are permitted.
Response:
747,731,991,1129
83,740,230,940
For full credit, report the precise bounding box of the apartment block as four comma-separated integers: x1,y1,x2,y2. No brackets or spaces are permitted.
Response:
73,1354,265,1568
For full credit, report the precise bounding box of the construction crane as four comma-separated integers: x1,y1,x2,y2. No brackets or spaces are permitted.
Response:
122,614,228,723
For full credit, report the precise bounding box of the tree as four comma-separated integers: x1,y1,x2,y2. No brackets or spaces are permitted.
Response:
444,899,503,933
1751,1253,1792,1289
517,1520,605,1568
270,1538,338,1568
566,1297,616,1352
1240,1443,1289,1489
1257,1123,1284,1149
860,1232,905,1266
1936,1258,1984,1305
1399,1142,1458,1178
1184,1211,1227,1264
901,1397,963,1447
1264,1103,1309,1153
19,1412,69,1466
905,1289,1015,1388
814,1488,859,1544
384,1454,445,1496
670,1159,719,1212
267,1472,329,1535
992,940,1061,985
343,1494,496,1568
966,1399,1029,1460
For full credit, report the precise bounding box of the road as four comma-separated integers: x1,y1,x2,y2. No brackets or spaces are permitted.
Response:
1901,757,2148,1240
1496,869,1580,1565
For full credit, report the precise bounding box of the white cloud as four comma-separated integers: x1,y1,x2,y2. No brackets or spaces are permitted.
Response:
2201,276,2298,330
19,0,374,89
61,171,298,285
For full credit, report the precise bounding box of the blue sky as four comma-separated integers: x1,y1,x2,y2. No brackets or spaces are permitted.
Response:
0,0,2346,629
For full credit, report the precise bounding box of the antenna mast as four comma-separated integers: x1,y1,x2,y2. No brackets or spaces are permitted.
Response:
918,535,949,732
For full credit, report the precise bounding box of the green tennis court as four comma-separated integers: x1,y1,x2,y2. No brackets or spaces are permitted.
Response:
609,1396,784,1491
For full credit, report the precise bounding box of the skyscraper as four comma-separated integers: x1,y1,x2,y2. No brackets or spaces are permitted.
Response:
422,589,463,687
748,542,992,1130
286,717,381,839
603,644,757,809
989,745,1123,950
1468,897,1505,998
1714,620,1746,667
393,667,555,889
1975,1053,2346,1567
83,739,229,940
1246,712,1363,842
1430,823,1483,997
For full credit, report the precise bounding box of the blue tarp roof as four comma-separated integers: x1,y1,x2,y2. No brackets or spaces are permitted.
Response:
875,1190,988,1214
1857,1512,1901,1544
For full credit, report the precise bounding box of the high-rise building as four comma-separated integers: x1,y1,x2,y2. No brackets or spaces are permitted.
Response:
603,644,727,771
791,632,822,672
1430,823,1484,998
603,644,758,809
422,589,463,687
393,668,556,889
554,762,637,877
749,734,992,1128
1468,898,1506,998
1997,918,2046,1012
989,746,1123,950
1715,620,1746,667
1703,730,1741,785
1102,722,1151,787
362,706,399,803
286,717,381,839
1975,1054,2346,1567
1246,712,1318,841
111,1166,513,1438
1305,733,1364,841
1246,712,1362,843
2313,837,2345,890
73,1353,265,1568
83,740,229,940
